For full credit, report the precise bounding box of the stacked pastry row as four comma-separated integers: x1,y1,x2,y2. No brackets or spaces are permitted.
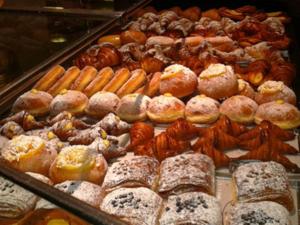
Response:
0,156,294,225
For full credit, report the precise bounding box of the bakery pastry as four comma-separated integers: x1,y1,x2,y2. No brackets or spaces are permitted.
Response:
185,95,220,124
0,121,24,139
120,30,147,45
237,79,256,99
100,187,163,225
202,9,221,21
49,145,107,184
198,64,238,100
12,89,53,116
211,115,248,136
254,100,300,129
102,155,159,192
102,67,131,93
146,36,175,47
160,192,222,225
1,135,57,175
70,66,97,91
85,91,120,119
67,126,108,145
95,113,131,136
34,65,65,91
116,93,151,122
147,94,185,123
140,57,164,74
224,201,290,225
158,153,215,196
165,118,201,141
255,80,296,105
127,122,154,151
97,34,121,47
232,161,294,212
135,72,161,97
220,95,258,124
160,64,198,98
50,90,88,116
50,118,76,141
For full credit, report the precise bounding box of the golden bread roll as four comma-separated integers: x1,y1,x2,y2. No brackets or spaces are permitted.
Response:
48,66,81,96
135,72,161,97
33,65,65,91
83,67,114,97
12,89,53,116
220,95,258,124
70,66,97,91
49,145,107,184
147,94,185,123
120,30,147,45
50,90,88,116
254,100,300,129
98,34,121,47
85,91,120,118
116,69,147,97
116,94,151,122
102,67,131,93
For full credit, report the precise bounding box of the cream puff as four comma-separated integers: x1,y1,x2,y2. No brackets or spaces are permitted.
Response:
147,94,185,123
12,89,53,116
116,94,151,122
255,80,296,105
255,100,300,129
198,63,238,100
49,145,107,184
185,95,220,124
237,79,256,100
50,90,88,116
220,95,258,124
85,91,120,119
160,64,198,98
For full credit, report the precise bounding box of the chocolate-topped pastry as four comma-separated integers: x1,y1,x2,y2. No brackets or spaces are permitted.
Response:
160,192,222,225
224,201,290,225
158,153,215,196
102,155,159,192
232,161,294,212
100,187,163,225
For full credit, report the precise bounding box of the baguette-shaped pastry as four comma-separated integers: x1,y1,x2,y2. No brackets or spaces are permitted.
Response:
102,155,159,192
34,65,65,91
98,35,121,47
158,153,215,196
48,66,81,96
103,68,131,93
160,192,222,225
100,187,163,225
83,67,114,97
70,66,97,91
116,69,147,97
137,72,161,97
232,161,294,212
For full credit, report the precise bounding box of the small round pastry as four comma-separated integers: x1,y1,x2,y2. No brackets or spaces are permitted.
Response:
255,100,300,129
160,64,198,98
220,95,258,124
120,30,147,45
12,89,53,116
198,63,238,100
1,135,57,175
237,79,256,100
50,90,88,116
49,145,107,184
185,95,220,124
255,80,296,105
85,91,120,119
97,35,121,47
147,94,185,123
116,94,151,122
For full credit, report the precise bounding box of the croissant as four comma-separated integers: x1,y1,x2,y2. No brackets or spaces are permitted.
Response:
127,122,154,151
181,6,201,21
140,56,165,73
267,61,295,86
212,115,248,137
167,18,194,37
267,36,290,50
177,56,205,75
159,11,178,27
218,7,245,21
74,44,122,70
235,5,257,14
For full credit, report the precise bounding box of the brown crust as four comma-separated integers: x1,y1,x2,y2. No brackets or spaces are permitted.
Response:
102,68,131,93
136,72,161,97
70,66,97,91
120,30,147,45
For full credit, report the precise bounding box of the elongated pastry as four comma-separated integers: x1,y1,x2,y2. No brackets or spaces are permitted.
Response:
120,30,147,45
160,192,222,225
103,67,131,93
98,34,121,47
158,153,215,196
232,161,294,212
83,67,114,97
34,65,65,91
135,72,161,97
67,126,107,145
116,69,147,97
70,66,97,91
100,187,163,225
48,66,81,96
95,113,131,136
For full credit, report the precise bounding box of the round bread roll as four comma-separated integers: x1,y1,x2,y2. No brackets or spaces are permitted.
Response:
147,94,185,123
255,100,300,129
160,64,198,98
255,80,296,105
50,90,88,116
116,94,151,122
85,91,120,118
220,95,258,124
12,89,53,116
198,63,238,100
237,79,256,100
185,95,220,124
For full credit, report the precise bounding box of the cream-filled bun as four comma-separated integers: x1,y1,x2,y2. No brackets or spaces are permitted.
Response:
237,79,256,100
